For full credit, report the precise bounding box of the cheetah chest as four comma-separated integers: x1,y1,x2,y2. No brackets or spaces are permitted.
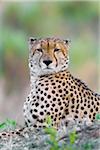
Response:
23,74,67,127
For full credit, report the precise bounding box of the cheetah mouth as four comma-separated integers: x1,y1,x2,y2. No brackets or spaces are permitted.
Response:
44,67,52,70
42,67,54,74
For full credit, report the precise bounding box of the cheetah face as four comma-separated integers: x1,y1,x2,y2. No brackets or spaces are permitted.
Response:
29,37,70,76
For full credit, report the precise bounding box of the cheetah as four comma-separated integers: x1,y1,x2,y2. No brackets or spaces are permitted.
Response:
23,37,100,128
0,37,100,139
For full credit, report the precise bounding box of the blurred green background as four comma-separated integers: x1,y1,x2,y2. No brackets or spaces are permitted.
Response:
0,1,99,124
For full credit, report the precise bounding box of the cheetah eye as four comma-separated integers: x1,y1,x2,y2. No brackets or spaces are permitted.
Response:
54,48,60,52
36,48,43,52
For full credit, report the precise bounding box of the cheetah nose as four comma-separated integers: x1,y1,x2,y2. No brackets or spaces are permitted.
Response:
43,60,52,66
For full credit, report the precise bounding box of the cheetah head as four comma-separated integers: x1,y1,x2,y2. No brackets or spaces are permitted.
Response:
28,37,70,76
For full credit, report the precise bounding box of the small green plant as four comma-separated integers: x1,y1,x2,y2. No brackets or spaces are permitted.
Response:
45,115,52,127
69,130,77,144
44,116,59,150
0,119,16,130
95,113,100,120
44,116,78,150
82,142,93,150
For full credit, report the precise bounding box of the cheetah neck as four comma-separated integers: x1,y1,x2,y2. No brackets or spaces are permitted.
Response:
30,72,38,89
30,69,70,89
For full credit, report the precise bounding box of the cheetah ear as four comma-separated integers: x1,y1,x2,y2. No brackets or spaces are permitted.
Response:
28,37,37,45
63,39,71,45
28,37,37,51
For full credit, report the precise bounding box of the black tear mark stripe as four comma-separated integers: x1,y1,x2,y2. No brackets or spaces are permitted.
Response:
38,41,43,66
47,40,49,51
39,53,43,67
53,52,58,67
53,42,58,67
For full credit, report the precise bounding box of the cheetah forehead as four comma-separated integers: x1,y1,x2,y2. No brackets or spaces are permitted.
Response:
30,37,69,54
